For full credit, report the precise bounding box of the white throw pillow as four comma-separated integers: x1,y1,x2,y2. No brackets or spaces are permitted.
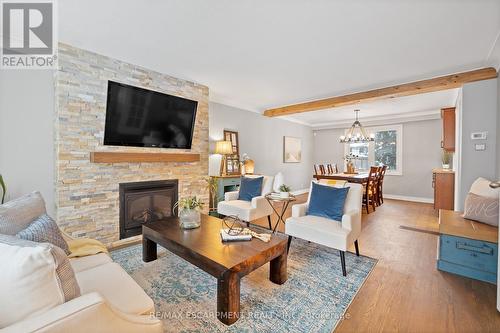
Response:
273,172,284,192
0,235,80,328
469,177,500,199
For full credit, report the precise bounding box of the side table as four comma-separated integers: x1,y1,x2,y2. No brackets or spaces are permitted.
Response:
265,193,297,233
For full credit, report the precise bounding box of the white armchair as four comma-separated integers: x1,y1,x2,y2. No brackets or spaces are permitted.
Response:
217,175,275,229
285,182,363,276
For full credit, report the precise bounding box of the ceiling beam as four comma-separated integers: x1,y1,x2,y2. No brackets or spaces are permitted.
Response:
263,67,498,117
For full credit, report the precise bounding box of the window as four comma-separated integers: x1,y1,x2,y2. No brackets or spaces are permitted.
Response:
345,124,403,175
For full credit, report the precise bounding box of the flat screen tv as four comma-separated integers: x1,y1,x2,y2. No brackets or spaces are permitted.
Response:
104,81,198,149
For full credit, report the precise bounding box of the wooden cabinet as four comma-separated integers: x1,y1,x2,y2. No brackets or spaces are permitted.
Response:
433,169,454,210
441,107,455,151
209,176,241,212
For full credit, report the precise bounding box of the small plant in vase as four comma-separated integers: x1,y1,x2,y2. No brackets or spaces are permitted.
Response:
174,196,204,229
442,150,452,169
0,174,6,204
279,184,291,198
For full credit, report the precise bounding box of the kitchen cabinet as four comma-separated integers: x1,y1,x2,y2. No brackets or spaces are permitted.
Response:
441,107,455,151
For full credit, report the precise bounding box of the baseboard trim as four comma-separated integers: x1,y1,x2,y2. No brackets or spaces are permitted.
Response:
291,188,309,196
384,194,434,204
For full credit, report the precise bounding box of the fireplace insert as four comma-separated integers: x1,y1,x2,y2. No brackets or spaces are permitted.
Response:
119,180,178,239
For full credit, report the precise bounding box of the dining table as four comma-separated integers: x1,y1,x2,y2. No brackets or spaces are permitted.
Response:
314,172,369,184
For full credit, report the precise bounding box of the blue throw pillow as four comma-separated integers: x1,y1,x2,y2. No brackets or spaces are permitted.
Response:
238,176,264,201
307,182,350,221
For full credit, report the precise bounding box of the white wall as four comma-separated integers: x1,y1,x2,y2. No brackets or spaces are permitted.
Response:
313,119,442,200
457,79,498,210
0,71,55,215
209,102,314,191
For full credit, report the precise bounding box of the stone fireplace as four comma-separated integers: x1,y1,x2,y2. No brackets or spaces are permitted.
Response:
55,43,209,244
119,180,178,239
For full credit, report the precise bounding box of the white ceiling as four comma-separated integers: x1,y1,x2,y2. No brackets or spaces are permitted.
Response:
59,0,500,116
285,88,460,128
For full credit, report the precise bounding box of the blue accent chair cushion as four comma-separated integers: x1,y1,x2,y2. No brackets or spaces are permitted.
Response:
307,182,350,221
238,176,264,201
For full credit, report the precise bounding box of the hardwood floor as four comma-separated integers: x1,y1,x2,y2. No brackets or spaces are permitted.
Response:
253,197,500,333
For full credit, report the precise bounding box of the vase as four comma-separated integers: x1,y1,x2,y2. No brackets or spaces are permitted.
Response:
179,209,201,229
346,161,355,174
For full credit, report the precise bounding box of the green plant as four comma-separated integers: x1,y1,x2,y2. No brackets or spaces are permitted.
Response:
441,150,452,165
174,196,204,212
0,174,5,204
205,177,219,212
279,184,291,192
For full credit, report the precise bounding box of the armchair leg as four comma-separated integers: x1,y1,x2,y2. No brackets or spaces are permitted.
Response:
267,215,272,230
354,240,360,256
340,250,347,276
287,236,292,253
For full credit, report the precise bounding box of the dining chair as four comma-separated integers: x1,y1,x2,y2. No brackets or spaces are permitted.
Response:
326,164,334,174
313,164,321,175
319,164,326,175
363,166,379,213
377,165,387,205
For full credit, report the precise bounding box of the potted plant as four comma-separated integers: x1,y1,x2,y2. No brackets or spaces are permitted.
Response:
174,196,204,229
205,177,219,217
442,150,452,169
0,174,5,204
279,184,291,198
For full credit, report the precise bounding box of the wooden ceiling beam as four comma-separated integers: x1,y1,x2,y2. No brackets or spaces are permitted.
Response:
263,67,498,117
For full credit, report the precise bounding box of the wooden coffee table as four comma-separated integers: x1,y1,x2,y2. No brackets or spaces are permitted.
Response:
142,214,288,325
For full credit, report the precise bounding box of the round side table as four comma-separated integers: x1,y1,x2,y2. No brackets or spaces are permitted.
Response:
265,193,297,233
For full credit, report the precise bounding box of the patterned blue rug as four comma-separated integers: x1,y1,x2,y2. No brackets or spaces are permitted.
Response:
112,238,376,333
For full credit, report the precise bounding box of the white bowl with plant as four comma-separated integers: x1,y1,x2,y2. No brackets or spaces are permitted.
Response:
174,196,204,229
279,184,291,198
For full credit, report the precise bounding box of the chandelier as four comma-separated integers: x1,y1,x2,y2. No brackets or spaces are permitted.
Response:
339,109,375,143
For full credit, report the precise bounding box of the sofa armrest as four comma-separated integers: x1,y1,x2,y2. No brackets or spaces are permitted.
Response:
341,209,361,237
3,292,162,333
292,203,308,218
224,190,239,201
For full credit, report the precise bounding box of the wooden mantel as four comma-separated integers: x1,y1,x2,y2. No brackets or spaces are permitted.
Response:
264,67,498,117
90,152,200,163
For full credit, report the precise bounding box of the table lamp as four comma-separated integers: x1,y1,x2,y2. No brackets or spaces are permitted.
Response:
215,140,233,176
243,159,255,174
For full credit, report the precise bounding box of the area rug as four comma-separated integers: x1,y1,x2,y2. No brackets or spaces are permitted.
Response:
111,238,377,333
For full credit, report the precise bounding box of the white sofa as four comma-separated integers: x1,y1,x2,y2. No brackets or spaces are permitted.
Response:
285,181,363,276
217,175,275,229
0,192,162,333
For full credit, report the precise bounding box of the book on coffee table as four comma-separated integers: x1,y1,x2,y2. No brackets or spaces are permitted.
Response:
220,229,252,242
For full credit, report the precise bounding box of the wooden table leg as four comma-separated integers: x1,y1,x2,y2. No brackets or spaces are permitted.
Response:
217,271,240,325
270,249,288,284
142,236,157,262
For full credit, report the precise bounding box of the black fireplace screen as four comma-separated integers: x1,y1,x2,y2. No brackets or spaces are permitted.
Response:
119,180,178,239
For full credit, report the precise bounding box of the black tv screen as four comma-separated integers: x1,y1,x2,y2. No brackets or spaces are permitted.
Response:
104,81,198,149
